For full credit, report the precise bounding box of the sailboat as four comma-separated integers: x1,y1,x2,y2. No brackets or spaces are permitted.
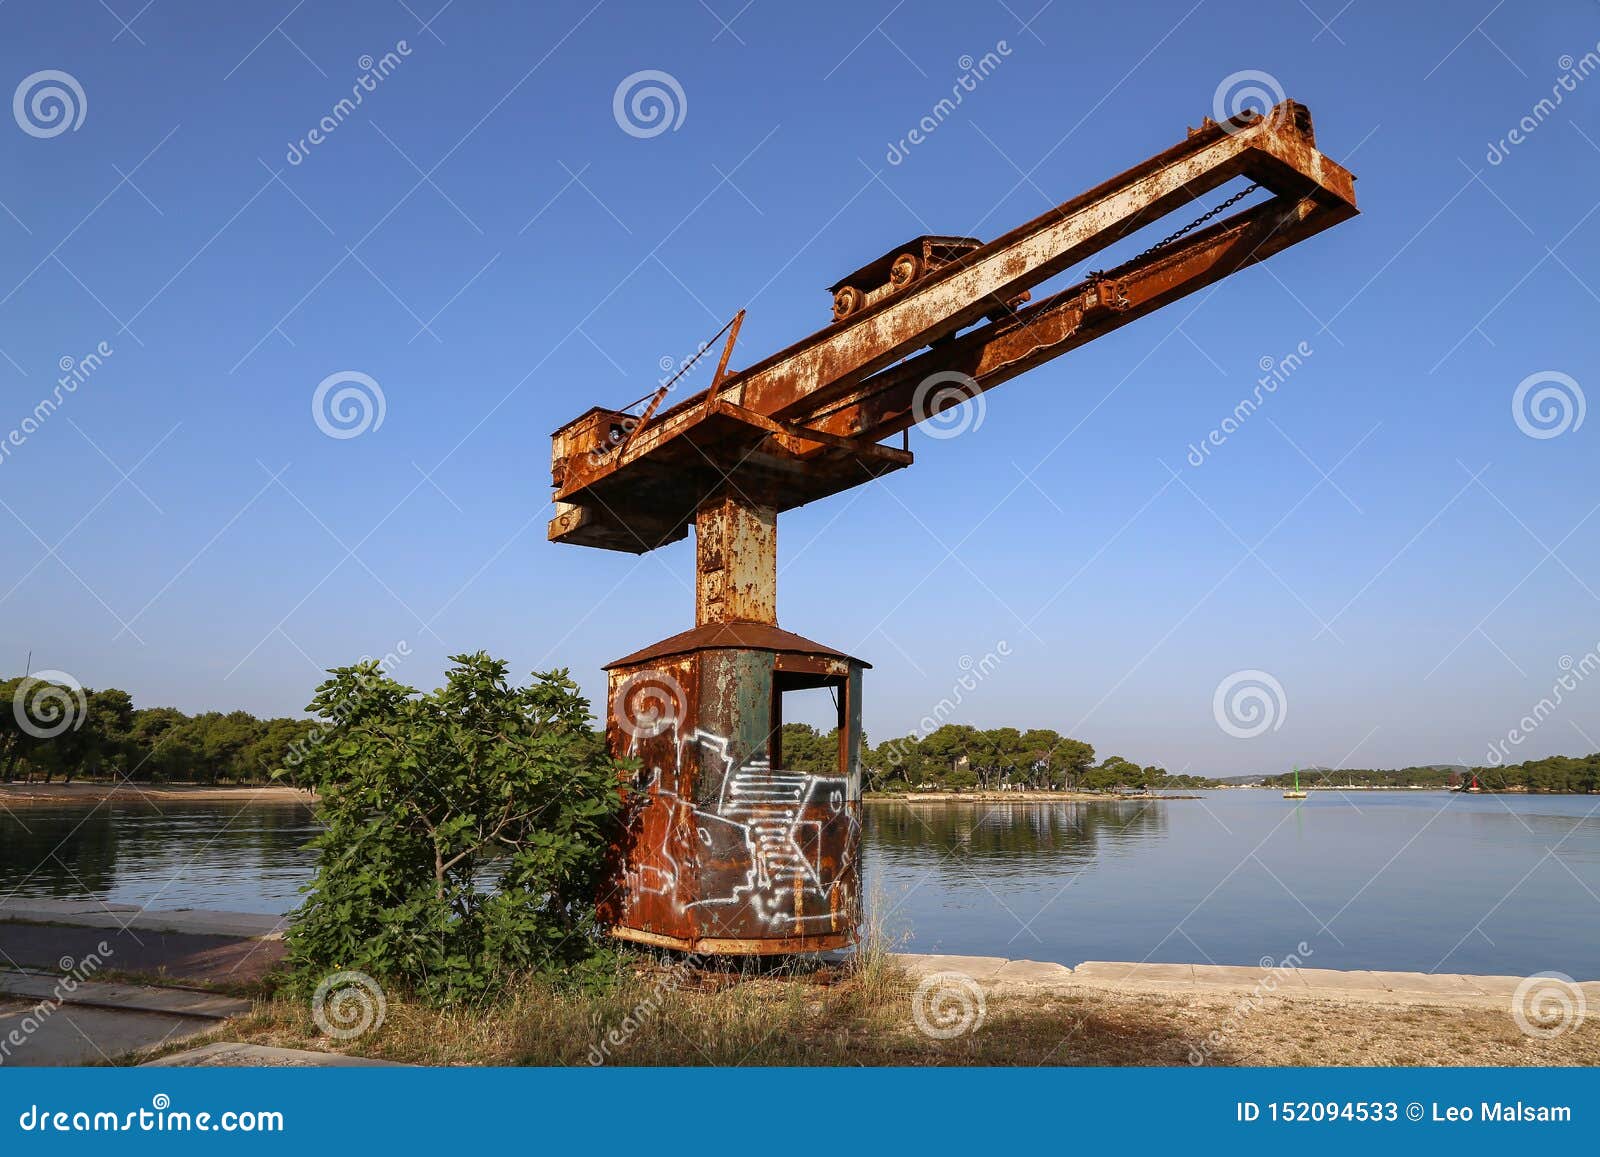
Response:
1466,774,1482,794
1283,766,1307,799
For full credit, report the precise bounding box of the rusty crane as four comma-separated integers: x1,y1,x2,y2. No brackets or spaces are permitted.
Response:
549,101,1358,955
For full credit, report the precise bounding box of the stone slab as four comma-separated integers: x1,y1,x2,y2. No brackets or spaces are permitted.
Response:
1192,964,1310,990
892,953,1592,1011
896,954,1011,981
1458,974,1534,997
994,959,1075,985
0,899,284,939
1369,971,1482,998
0,971,250,1019
143,1043,408,1068
1294,967,1396,992
0,920,284,986
1074,961,1196,985
0,998,213,1066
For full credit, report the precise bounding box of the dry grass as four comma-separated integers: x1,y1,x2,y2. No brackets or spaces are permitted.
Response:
156,952,1600,1067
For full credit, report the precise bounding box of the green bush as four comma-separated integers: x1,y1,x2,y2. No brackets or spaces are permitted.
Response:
279,653,627,1003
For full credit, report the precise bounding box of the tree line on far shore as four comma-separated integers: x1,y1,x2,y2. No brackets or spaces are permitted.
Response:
0,674,1189,793
780,722,1216,793
1260,757,1600,794
4,673,1594,795
0,676,311,784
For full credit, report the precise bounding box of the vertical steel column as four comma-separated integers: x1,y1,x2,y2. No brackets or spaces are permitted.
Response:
694,491,777,626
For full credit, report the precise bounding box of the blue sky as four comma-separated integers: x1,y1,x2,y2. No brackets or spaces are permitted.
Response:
2,0,1598,775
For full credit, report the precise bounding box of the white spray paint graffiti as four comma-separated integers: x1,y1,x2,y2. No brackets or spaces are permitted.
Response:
622,722,859,933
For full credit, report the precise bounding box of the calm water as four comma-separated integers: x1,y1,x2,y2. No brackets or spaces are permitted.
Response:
2,792,1596,976
0,801,320,914
868,792,1600,977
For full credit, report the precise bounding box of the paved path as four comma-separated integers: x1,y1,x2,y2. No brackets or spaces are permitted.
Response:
0,1000,216,1065
897,953,1600,1010
144,1043,406,1067
0,898,285,938
0,971,248,1066
0,900,285,986
0,902,282,1067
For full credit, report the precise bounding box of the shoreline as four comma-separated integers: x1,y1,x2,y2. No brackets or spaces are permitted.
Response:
866,791,1198,803
0,782,316,807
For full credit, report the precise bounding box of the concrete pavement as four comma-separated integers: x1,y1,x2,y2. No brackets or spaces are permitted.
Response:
0,971,249,1066
896,953,1600,1010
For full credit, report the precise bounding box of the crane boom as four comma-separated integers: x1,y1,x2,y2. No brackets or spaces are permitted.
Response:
549,100,1356,553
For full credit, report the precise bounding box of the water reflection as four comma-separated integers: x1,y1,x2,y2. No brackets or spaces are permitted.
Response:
869,800,1168,876
866,793,1600,977
2,792,1597,977
0,803,319,914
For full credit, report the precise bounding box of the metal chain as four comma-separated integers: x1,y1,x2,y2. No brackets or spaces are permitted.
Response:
1089,182,1261,281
